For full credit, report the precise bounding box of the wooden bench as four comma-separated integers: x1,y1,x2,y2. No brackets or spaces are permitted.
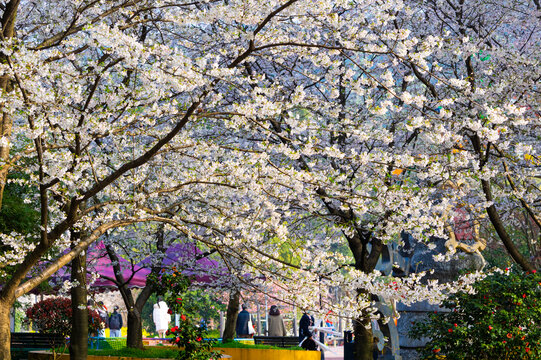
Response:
10,333,65,360
253,336,300,348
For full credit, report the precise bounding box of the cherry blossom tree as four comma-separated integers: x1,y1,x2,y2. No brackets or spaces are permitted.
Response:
0,1,307,359
0,1,538,360
142,0,539,356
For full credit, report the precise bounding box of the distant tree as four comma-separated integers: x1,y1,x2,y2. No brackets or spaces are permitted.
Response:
182,289,226,326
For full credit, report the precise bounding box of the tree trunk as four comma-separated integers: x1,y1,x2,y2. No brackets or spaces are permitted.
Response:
222,290,240,342
353,314,373,360
126,308,144,349
104,228,163,349
469,134,536,271
0,0,20,209
481,179,536,272
127,281,159,349
0,300,12,360
69,250,88,360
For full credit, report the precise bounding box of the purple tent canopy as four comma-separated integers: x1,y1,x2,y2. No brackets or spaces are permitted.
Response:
138,242,228,285
90,243,150,288
51,241,227,290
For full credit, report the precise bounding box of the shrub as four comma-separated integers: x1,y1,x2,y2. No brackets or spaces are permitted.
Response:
25,297,104,338
410,269,541,360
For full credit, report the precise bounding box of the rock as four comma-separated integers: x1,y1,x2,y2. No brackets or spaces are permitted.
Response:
382,236,485,359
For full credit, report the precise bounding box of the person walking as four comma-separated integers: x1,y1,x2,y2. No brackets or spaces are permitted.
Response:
268,305,287,337
235,304,253,338
299,310,314,342
108,306,123,338
300,310,325,360
153,301,171,338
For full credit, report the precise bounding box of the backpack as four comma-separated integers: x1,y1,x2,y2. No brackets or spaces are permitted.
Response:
109,313,121,329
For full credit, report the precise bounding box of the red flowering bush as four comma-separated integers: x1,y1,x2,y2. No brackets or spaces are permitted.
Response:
25,297,104,338
410,269,541,359
151,269,219,360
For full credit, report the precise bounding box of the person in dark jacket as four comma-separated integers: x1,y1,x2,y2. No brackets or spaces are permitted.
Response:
300,311,325,360
108,305,123,337
235,304,252,338
299,310,314,342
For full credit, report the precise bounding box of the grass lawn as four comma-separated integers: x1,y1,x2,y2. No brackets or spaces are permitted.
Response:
218,341,303,351
88,347,179,358
57,341,302,359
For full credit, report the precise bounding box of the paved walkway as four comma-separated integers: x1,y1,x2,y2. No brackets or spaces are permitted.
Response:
323,346,344,360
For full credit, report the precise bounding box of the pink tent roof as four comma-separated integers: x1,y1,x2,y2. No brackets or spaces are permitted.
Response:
50,241,227,290
90,243,150,288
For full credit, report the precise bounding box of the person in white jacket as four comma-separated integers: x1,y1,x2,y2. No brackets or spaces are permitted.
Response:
153,298,171,338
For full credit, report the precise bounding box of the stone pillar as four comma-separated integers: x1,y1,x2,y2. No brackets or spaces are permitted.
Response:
219,311,224,337
396,301,448,360
256,303,262,335
293,307,298,336
9,307,14,332
394,237,485,359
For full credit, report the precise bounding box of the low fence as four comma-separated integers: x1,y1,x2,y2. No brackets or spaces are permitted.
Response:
87,336,257,349
88,337,126,350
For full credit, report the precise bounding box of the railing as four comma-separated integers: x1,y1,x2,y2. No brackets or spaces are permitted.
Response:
88,337,126,350
87,336,255,349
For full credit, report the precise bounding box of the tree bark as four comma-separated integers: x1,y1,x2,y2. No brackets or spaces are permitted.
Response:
348,231,380,360
69,247,88,360
126,281,159,349
0,0,20,209
468,134,536,272
352,303,374,360
104,244,138,346
127,227,165,348
222,290,240,342
0,112,13,208
0,0,21,209
126,309,144,349
0,299,13,360
482,179,536,272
